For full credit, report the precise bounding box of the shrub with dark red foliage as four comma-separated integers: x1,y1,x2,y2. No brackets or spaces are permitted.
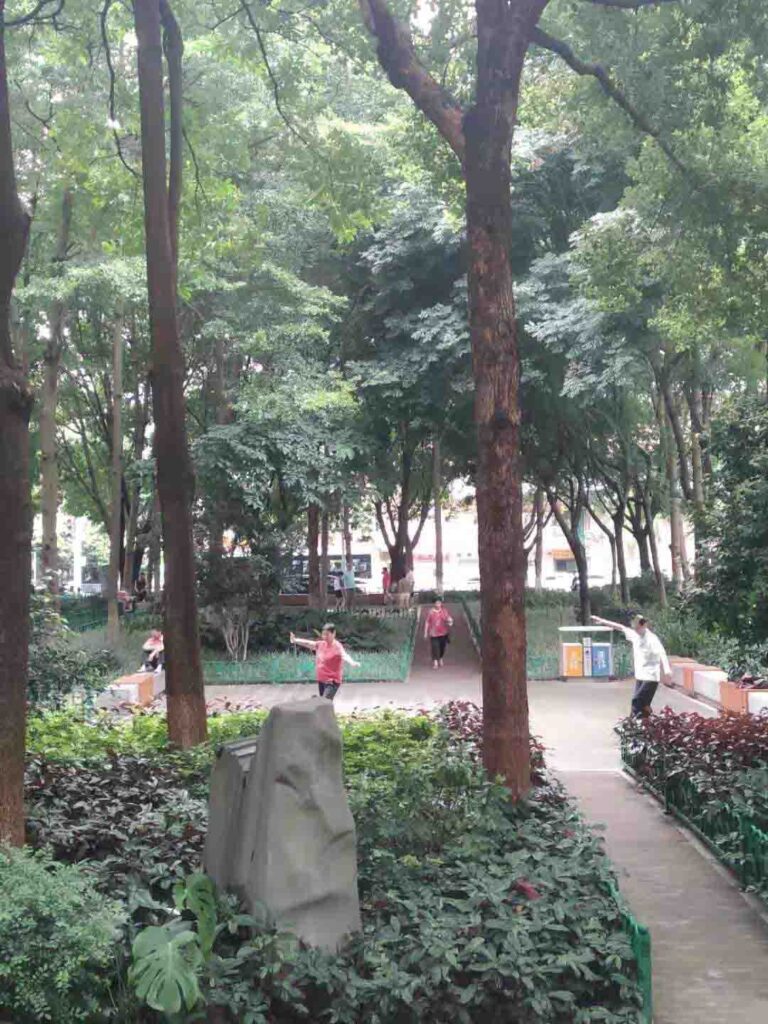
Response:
618,709,768,878
619,707,768,783
438,699,547,781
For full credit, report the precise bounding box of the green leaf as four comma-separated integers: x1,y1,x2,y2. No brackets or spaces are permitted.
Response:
129,925,203,1014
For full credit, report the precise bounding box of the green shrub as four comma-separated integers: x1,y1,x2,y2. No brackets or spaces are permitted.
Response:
29,595,118,711
0,848,123,1023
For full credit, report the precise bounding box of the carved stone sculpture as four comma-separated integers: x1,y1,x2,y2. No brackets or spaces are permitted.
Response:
205,699,361,950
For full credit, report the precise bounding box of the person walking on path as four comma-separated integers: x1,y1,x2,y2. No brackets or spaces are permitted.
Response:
342,560,356,611
592,614,672,716
382,565,391,599
424,597,454,669
290,623,360,700
332,571,344,611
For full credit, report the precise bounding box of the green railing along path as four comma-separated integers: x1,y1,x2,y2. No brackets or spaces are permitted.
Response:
203,612,418,685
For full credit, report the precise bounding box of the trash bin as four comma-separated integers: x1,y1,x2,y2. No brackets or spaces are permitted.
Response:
561,643,584,678
592,643,613,678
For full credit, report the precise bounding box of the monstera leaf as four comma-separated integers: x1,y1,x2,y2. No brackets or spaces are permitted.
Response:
129,923,203,1014
174,872,218,956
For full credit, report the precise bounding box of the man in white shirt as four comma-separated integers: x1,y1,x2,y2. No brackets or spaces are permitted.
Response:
591,614,672,717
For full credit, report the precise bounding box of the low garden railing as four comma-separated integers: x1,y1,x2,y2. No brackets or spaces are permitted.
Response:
608,883,653,1024
620,738,768,903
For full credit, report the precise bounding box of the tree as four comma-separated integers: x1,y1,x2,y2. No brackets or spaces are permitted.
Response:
357,0,690,797
134,0,207,746
0,0,38,844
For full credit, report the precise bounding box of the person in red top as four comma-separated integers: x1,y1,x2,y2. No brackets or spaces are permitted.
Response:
290,623,361,700
424,597,453,669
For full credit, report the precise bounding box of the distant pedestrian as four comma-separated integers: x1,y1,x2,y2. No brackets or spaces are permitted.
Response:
290,623,360,700
382,565,391,595
342,559,356,611
332,572,344,611
424,597,453,669
592,614,671,717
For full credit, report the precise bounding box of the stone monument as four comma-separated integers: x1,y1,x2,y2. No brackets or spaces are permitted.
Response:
204,698,361,950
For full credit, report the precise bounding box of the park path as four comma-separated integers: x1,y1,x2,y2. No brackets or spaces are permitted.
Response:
206,604,768,1021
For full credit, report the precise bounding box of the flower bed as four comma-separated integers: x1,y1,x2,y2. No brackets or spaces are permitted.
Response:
8,705,649,1023
618,709,768,902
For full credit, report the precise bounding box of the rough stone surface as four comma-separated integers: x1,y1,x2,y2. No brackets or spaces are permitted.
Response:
204,736,260,890
206,699,361,950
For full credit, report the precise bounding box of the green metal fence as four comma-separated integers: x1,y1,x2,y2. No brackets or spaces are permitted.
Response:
608,883,653,1024
620,741,768,903
203,613,418,685
60,597,109,632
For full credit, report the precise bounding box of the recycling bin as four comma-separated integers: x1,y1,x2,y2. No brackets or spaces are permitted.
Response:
561,642,584,678
591,643,613,678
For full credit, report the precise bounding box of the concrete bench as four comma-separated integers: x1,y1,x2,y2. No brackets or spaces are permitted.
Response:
98,671,164,708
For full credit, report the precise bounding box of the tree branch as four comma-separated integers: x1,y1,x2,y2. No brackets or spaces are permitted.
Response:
4,0,63,28
160,0,182,264
531,26,688,177
358,0,465,161
241,2,313,149
100,0,140,180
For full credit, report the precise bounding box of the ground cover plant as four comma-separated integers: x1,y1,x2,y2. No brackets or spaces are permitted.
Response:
618,709,768,898
4,704,647,1023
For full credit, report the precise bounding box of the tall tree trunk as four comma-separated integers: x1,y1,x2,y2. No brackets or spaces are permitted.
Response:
208,336,233,558
40,187,73,600
463,0,548,799
613,509,630,604
642,490,667,608
134,0,207,746
307,504,321,609
107,316,124,645
433,436,444,596
147,488,162,595
342,503,353,571
534,488,545,594
588,501,617,598
627,494,651,576
548,490,590,625
123,379,150,587
666,447,684,593
360,0,549,797
0,3,32,846
320,508,329,612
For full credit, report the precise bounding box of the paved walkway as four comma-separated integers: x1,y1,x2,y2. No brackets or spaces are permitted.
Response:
207,605,768,1021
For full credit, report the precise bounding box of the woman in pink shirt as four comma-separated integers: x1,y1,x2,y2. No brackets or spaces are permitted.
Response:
424,597,453,669
290,623,360,700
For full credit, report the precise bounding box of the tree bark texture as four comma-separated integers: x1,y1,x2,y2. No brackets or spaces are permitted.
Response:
432,436,444,596
107,316,124,645
134,0,207,747
465,0,548,798
307,503,321,609
40,187,72,599
0,3,32,846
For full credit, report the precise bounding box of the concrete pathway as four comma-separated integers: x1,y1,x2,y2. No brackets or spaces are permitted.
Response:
207,604,768,1022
